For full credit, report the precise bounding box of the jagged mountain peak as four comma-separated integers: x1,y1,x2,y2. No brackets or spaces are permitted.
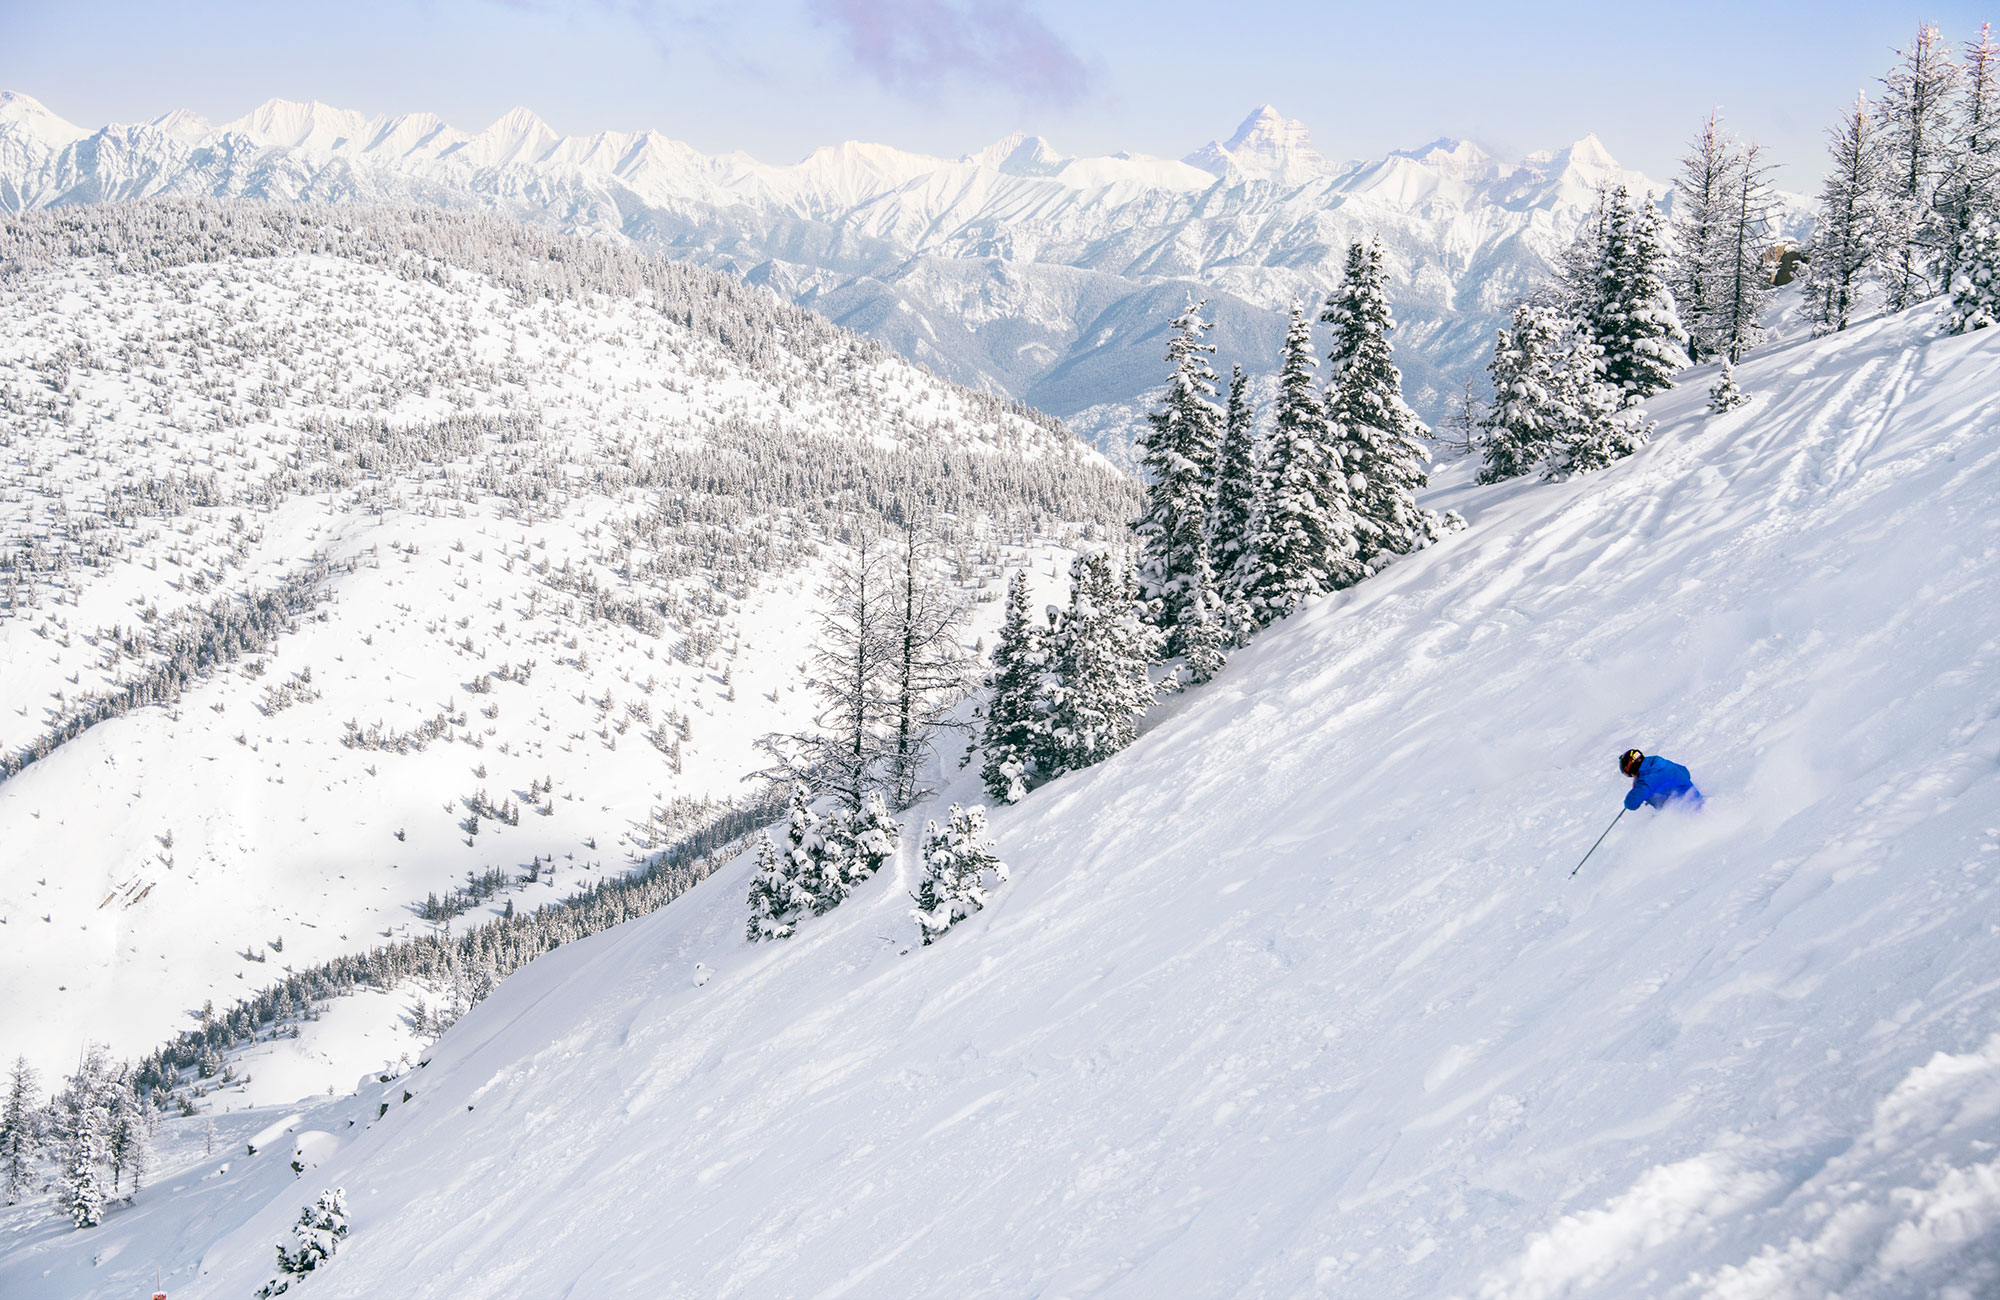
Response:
464,106,560,167
1185,103,1330,184
1525,131,1621,172
964,130,1066,176
1225,103,1300,149
147,108,214,145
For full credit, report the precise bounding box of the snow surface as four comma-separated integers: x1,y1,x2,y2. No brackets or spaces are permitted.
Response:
5,296,1995,1296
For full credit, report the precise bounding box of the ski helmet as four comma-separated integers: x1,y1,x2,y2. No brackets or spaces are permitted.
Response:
1619,749,1644,777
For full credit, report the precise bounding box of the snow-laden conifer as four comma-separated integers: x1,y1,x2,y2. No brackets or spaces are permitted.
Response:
1238,302,1358,622
1947,211,2000,331
1478,304,1570,483
1479,305,1637,482
54,1044,113,1229
1038,552,1160,779
1173,581,1231,687
1878,23,1962,309
844,792,901,883
1588,187,1689,404
1321,239,1451,563
1211,364,1262,600
1807,94,1886,336
1708,359,1752,412
1134,302,1224,660
1941,25,2000,289
105,1073,150,1196
1,1056,39,1205
782,784,839,918
911,804,1007,946
745,832,802,942
978,571,1045,803
1549,334,1646,477
257,1188,350,1296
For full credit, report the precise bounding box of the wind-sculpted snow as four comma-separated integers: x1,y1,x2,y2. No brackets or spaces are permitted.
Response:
0,93,1806,460
5,295,1992,1295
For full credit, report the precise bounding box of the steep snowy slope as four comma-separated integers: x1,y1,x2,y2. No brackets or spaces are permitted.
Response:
0,94,1758,453
6,301,1996,1298
0,201,1134,1087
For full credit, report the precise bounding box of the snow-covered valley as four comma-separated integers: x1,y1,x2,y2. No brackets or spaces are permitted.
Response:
0,201,1133,1093
4,280,1994,1297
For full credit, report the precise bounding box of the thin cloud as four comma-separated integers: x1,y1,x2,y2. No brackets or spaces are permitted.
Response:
806,0,1089,107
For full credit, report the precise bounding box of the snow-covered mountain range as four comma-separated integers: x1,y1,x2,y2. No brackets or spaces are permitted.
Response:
0,91,1722,456
0,200,1133,1086
5,281,1995,1298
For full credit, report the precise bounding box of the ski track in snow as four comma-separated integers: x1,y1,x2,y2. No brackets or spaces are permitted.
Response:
4,302,2000,1297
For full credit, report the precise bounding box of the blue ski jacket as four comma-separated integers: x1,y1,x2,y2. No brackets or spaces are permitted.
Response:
1625,755,1702,811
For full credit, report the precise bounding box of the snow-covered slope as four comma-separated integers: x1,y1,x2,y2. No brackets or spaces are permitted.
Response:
0,201,1133,1088
0,94,1775,457
8,298,1993,1296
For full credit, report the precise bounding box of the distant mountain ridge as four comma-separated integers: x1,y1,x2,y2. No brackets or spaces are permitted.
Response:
1,91,1727,455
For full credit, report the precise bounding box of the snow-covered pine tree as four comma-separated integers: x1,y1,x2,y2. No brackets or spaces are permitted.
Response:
1588,187,1689,404
1671,110,1739,362
54,1044,113,1229
911,803,1007,946
1479,304,1638,482
1038,551,1161,779
1806,93,1886,336
1713,142,1779,360
1708,359,1752,412
1321,238,1449,564
885,515,973,809
780,782,841,917
1237,301,1359,622
105,1072,150,1195
744,832,801,942
1133,302,1224,660
1941,25,2000,289
258,1188,350,1296
1,1056,40,1205
844,791,901,882
761,529,896,812
1549,332,1645,477
1211,363,1262,595
978,571,1045,804
1478,303,1570,483
1543,184,1614,322
1171,575,1231,688
1948,211,2000,331
1877,22,1963,310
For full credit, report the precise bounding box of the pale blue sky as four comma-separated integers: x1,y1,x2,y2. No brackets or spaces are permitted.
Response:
2,1,1991,181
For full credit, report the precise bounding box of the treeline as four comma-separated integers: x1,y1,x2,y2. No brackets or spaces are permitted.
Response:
1,1046,154,1227
0,798,765,1229
0,557,341,782
125,794,777,1100
1801,22,2000,334
977,239,1460,801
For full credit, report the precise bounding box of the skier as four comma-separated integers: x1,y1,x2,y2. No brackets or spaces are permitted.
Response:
1618,749,1702,811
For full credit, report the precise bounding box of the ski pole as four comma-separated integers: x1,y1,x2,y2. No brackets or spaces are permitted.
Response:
1569,808,1624,878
